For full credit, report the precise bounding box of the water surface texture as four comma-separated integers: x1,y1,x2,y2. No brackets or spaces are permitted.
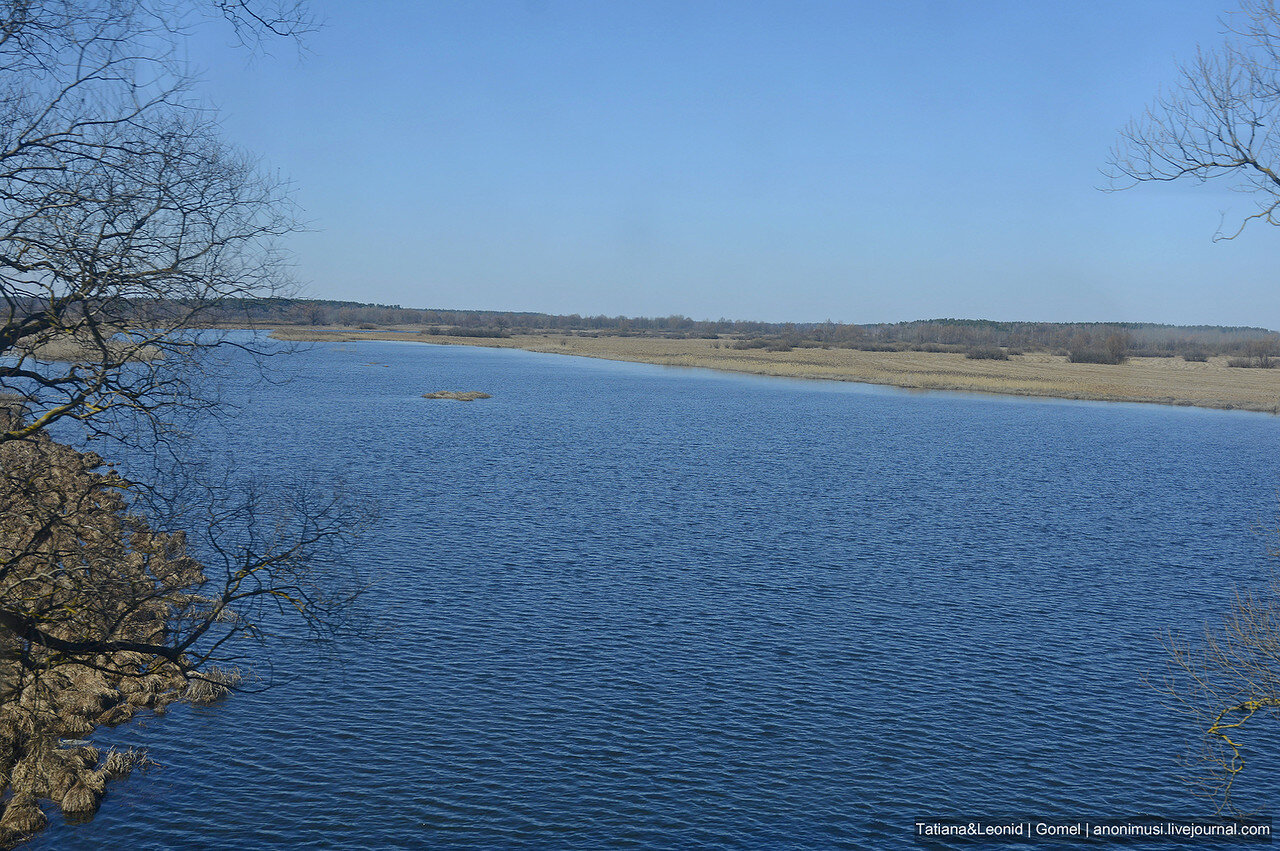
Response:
31,340,1280,848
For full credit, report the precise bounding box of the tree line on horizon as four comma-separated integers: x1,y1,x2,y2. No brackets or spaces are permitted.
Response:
188,297,1280,361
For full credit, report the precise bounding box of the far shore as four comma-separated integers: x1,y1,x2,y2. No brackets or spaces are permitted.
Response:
268,326,1280,414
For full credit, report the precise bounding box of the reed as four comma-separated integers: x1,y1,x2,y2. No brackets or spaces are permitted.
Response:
102,748,142,780
182,666,243,705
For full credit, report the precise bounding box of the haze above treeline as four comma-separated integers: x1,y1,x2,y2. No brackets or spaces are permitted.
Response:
214,298,1280,358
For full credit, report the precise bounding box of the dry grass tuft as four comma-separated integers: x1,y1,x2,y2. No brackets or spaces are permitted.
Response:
57,688,108,718
9,745,99,801
95,704,136,727
101,748,143,780
182,666,243,705
60,715,93,737
74,745,100,769
44,762,78,801
9,759,37,798
78,768,106,797
116,677,144,696
126,690,155,708
59,782,101,817
0,795,46,834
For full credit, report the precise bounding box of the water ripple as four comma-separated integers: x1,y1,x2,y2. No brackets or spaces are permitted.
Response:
29,341,1280,849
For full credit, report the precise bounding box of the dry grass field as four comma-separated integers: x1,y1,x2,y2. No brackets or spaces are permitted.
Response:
270,327,1280,413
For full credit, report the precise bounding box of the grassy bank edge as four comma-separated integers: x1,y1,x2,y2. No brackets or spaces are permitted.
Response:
269,327,1280,414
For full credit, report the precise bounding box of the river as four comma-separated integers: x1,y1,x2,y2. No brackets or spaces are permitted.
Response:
31,337,1280,848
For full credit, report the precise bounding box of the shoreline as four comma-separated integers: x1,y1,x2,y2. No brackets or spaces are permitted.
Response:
268,327,1280,414
0,405,238,845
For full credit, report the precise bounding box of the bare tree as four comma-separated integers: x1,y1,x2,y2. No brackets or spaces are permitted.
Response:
1107,0,1280,239
0,0,307,444
1157,575,1280,816
1111,1,1280,816
0,2,368,842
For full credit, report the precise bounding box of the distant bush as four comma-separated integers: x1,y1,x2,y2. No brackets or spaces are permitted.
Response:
1066,331,1129,364
1182,351,1209,362
448,327,510,338
1237,340,1280,368
730,336,800,352
966,347,1009,360
1227,357,1275,368
1068,349,1126,365
848,342,905,352
1006,348,1024,356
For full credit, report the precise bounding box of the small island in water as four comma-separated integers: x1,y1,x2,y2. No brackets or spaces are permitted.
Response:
423,391,492,401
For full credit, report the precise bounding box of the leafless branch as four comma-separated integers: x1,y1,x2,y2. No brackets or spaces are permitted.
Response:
1107,0,1280,239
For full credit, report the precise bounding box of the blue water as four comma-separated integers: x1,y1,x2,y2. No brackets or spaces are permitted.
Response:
29,340,1280,848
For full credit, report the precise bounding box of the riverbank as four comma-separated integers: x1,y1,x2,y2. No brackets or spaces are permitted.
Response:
269,327,1280,413
0,405,238,846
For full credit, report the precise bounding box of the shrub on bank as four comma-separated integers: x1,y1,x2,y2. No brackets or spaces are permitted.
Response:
1068,349,1125,365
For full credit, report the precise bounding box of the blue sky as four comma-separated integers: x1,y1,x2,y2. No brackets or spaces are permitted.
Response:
189,1,1276,326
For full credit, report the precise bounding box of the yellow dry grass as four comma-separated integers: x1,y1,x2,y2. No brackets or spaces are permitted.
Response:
16,336,161,363
270,328,1280,413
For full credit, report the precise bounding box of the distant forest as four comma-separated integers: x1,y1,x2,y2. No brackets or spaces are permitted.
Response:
205,298,1280,360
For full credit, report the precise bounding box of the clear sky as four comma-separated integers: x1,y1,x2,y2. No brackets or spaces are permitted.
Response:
188,1,1277,326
